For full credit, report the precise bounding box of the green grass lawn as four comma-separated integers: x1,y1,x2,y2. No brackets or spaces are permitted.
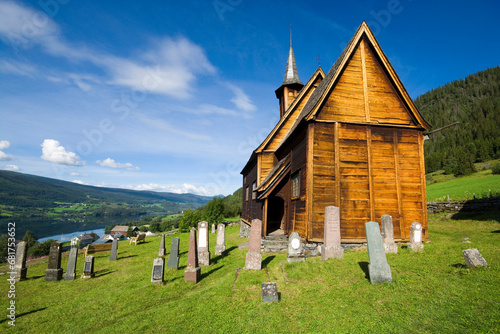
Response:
1,214,499,333
426,174,500,201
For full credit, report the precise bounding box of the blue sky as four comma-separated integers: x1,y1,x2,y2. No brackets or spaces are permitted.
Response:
0,0,498,196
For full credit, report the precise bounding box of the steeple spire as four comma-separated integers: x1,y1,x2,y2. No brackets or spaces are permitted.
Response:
282,25,303,86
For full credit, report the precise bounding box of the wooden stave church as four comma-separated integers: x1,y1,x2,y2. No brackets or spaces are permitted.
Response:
241,22,431,243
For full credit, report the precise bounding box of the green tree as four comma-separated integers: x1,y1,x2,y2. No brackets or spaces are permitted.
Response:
22,230,38,248
29,239,57,258
202,197,224,226
126,226,135,237
150,221,160,233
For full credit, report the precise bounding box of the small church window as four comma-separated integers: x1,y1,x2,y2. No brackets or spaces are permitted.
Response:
252,182,257,199
292,172,300,199
246,186,249,201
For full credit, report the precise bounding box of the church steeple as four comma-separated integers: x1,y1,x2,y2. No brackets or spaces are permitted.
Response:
275,26,304,118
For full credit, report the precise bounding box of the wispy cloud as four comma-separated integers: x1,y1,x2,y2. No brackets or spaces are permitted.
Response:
96,158,139,171
40,139,85,166
0,140,13,161
128,183,212,196
227,83,256,112
3,164,19,171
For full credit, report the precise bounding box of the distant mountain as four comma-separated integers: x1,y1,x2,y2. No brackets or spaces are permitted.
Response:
415,66,500,175
0,170,212,238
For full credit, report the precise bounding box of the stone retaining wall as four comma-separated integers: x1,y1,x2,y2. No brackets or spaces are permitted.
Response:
427,198,500,213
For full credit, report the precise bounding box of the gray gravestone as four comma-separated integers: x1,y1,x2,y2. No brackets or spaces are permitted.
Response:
211,224,216,234
45,241,63,281
151,257,165,283
463,248,489,267
64,237,80,281
322,206,344,260
167,237,180,269
262,282,279,303
245,219,262,270
365,221,393,284
81,256,95,278
184,228,201,283
407,222,424,252
381,214,398,254
159,234,166,257
14,241,28,281
198,221,210,266
109,237,118,261
287,232,305,262
215,223,226,256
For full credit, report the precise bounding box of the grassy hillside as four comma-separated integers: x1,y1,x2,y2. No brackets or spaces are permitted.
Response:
0,171,212,238
1,214,498,333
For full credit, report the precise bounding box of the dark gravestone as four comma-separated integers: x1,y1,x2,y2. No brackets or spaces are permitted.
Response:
81,256,95,278
365,221,393,284
261,282,279,303
184,228,201,283
159,234,166,257
463,248,489,267
168,237,180,269
151,257,165,284
109,237,118,261
287,232,305,262
64,238,80,281
14,241,28,281
45,241,63,281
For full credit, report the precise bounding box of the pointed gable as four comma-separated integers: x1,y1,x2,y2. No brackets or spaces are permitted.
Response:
302,21,430,129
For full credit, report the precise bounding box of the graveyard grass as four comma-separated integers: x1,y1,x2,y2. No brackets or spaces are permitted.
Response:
1,214,499,333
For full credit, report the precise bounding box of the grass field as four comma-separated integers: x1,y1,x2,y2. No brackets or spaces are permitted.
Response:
426,174,500,201
1,214,499,333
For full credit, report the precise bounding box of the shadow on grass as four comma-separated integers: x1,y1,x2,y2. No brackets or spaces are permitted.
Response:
451,202,500,223
492,230,500,233
452,263,467,269
118,255,137,260
262,255,276,269
211,246,238,265
0,307,47,324
358,261,369,280
28,275,45,280
200,266,223,280
95,269,116,278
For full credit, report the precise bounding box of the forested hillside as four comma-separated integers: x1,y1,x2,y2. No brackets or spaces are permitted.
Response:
415,66,500,175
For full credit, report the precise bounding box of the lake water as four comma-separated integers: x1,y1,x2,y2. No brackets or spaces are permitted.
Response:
38,227,107,243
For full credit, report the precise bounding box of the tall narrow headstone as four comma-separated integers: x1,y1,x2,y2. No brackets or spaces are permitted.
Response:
167,237,180,269
64,237,80,281
463,248,489,267
381,214,398,254
81,256,95,278
287,232,305,262
407,222,424,252
198,221,210,266
245,219,262,270
215,223,226,256
151,257,165,284
14,241,28,281
185,228,201,283
109,237,118,261
158,234,166,257
365,221,393,284
322,206,344,260
45,241,63,281
211,224,216,234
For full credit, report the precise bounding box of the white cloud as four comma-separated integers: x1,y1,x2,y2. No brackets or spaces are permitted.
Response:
0,60,35,76
3,164,19,171
72,180,88,185
40,139,85,166
227,84,257,112
96,158,139,171
126,183,212,196
0,140,13,161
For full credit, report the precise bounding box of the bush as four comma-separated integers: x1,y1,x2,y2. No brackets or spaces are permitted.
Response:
492,162,500,174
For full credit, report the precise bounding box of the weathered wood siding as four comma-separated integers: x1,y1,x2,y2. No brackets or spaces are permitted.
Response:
308,123,427,241
241,160,262,224
288,136,308,237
